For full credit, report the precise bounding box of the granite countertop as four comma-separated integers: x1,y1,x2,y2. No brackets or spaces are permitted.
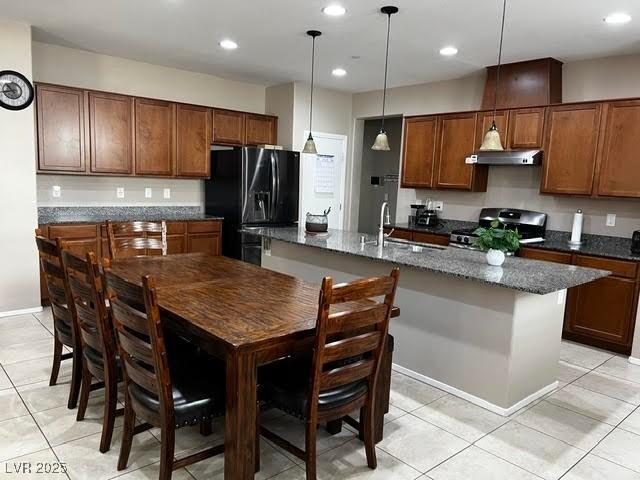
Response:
38,206,223,225
245,226,610,295
389,220,640,262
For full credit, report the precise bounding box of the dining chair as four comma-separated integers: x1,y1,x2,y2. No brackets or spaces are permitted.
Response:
259,268,400,480
34,230,83,409
104,269,225,480
61,249,123,452
106,220,167,259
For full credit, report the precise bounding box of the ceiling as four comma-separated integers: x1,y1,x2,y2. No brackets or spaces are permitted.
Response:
3,0,640,92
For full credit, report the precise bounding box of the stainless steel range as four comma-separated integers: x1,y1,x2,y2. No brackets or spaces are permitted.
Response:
450,208,547,250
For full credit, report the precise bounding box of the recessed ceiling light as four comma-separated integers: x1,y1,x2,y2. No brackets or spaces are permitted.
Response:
332,68,347,77
219,39,238,50
439,46,458,56
604,12,632,24
322,4,346,16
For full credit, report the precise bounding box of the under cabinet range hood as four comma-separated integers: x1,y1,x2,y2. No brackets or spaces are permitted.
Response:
466,149,543,166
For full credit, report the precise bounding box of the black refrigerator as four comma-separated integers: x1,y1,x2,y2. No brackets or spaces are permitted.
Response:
205,147,300,265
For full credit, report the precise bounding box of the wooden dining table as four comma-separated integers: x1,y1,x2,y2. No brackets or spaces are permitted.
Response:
108,252,399,480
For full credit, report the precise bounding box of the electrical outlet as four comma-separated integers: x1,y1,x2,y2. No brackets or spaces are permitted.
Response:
52,185,61,198
433,201,444,212
163,188,171,199
116,187,125,199
606,213,616,227
145,187,152,199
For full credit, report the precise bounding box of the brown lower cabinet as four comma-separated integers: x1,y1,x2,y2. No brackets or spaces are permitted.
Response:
384,228,449,246
38,219,222,303
519,247,640,354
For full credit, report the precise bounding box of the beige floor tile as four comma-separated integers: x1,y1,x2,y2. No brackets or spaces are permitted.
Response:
54,426,161,480
514,400,614,451
0,448,68,479
150,421,224,456
595,357,640,385
186,439,294,480
592,428,640,472
560,341,614,370
573,370,640,405
0,339,56,366
619,408,640,436
390,372,446,412
0,368,12,391
17,378,80,413
4,355,72,387
0,388,29,421
384,404,407,424
545,384,637,425
412,394,508,442
476,421,586,480
0,323,52,350
0,314,44,333
563,453,640,480
0,415,49,462
269,466,306,479
33,395,123,447
33,308,54,333
428,445,539,480
114,462,192,479
377,414,468,473
557,361,590,384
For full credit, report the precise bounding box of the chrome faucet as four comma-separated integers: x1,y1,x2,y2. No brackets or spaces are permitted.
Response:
377,202,391,246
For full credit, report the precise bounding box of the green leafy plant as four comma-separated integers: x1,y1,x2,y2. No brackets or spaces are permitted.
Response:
473,220,521,253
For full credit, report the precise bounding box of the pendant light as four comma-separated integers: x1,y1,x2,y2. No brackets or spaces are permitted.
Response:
371,6,398,151
302,30,321,154
480,0,507,151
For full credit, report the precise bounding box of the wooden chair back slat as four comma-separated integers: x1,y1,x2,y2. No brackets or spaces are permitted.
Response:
330,276,396,304
322,331,382,364
123,356,159,393
326,305,388,335
110,299,151,336
117,328,154,364
319,359,376,390
107,220,167,259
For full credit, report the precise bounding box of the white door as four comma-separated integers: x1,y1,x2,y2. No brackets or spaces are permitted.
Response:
300,132,347,230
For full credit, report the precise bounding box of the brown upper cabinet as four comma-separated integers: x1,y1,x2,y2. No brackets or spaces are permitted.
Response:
245,114,277,145
435,112,487,191
36,84,87,172
596,100,640,198
475,110,509,150
175,104,212,178
401,116,438,188
541,103,602,195
212,109,246,145
507,107,545,149
135,98,176,176
88,91,134,174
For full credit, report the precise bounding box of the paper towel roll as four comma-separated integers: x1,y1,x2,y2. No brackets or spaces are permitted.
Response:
570,209,583,244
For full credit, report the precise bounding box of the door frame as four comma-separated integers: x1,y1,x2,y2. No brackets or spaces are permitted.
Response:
302,131,348,230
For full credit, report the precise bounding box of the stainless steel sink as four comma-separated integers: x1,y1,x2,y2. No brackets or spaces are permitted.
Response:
384,237,446,251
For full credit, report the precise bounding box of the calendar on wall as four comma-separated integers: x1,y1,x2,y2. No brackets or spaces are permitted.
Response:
314,154,335,194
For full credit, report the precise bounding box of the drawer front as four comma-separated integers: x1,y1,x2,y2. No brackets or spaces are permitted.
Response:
574,255,637,279
412,232,450,246
188,220,222,233
519,247,572,264
48,224,99,239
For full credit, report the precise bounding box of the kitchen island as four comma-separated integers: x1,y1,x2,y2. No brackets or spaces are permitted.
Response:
247,226,610,415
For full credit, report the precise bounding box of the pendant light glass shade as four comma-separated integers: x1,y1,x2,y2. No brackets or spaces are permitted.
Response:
371,6,398,151
371,129,390,151
304,30,321,155
480,121,504,151
482,0,507,151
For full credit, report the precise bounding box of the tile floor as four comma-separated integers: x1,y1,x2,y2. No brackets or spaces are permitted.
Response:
1,307,640,479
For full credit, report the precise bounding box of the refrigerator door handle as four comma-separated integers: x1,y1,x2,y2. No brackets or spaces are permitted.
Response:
270,152,279,221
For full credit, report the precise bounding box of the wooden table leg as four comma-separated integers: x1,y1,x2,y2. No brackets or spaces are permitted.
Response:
225,349,257,480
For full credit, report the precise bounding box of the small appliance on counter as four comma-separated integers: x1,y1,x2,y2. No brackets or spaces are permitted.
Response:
449,208,547,250
305,208,330,234
413,199,440,227
632,230,640,255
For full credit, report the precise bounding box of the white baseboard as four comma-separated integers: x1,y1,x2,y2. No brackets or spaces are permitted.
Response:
629,356,640,366
392,363,558,417
0,306,43,318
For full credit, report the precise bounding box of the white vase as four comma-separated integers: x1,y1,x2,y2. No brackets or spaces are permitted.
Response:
486,249,505,266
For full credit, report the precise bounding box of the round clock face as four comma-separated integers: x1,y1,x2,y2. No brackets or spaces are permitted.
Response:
0,70,34,111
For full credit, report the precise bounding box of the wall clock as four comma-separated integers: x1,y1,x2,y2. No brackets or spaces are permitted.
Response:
0,70,34,111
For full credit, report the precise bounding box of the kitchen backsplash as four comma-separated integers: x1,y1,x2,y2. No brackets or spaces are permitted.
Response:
397,167,640,238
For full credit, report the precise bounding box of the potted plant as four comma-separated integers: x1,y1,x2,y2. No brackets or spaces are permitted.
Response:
473,220,521,266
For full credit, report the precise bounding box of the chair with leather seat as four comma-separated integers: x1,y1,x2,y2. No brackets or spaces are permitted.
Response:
34,230,83,410
61,249,122,453
106,220,167,259
104,269,225,480
259,268,400,480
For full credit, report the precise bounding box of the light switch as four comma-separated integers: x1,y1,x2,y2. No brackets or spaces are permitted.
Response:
52,185,61,198
606,213,616,227
117,187,125,199
145,187,152,198
163,188,171,199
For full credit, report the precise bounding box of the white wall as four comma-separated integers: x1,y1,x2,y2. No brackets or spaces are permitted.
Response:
0,22,41,315
32,42,269,207
349,54,640,237
265,82,295,149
